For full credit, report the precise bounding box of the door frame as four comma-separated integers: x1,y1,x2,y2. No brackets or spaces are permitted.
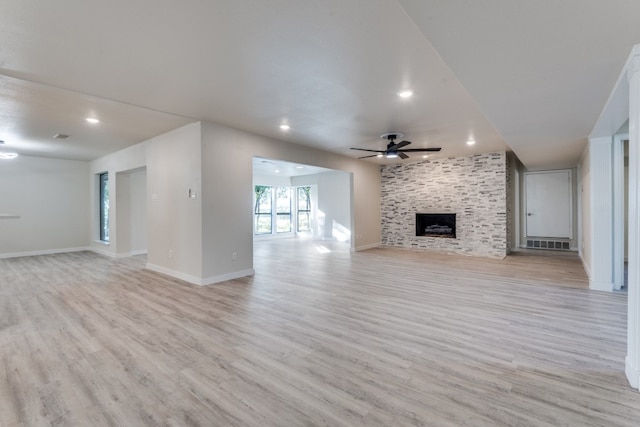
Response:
524,169,573,239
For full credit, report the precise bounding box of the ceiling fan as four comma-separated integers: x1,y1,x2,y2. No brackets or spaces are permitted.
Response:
351,133,441,159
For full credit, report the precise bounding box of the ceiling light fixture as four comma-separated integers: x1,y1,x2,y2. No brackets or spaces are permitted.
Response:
275,169,280,173
386,152,399,159
280,124,290,131
376,153,383,158
397,90,413,98
422,155,430,158
295,166,304,169
86,117,100,124
467,139,476,146
0,152,18,160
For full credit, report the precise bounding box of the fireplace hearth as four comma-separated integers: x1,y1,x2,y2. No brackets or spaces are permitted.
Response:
416,213,456,238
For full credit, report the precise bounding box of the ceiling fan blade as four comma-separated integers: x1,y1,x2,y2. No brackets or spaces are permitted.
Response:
394,140,411,150
398,152,409,159
357,154,380,159
350,148,384,153
398,147,442,152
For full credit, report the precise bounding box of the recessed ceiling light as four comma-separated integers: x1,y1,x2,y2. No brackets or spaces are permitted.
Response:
422,155,430,158
397,90,413,98
280,124,290,131
0,152,18,160
376,153,383,158
86,117,100,124
295,166,304,169
467,139,476,146
275,169,280,173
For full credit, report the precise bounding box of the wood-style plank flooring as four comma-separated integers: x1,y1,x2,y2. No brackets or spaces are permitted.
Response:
0,240,639,426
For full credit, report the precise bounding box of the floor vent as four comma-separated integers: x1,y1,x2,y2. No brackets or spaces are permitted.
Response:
526,239,571,250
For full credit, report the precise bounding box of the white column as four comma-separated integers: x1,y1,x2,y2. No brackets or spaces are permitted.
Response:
588,137,614,292
627,53,640,389
613,135,626,291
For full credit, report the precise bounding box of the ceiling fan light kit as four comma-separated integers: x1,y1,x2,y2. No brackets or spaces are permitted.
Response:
350,132,441,160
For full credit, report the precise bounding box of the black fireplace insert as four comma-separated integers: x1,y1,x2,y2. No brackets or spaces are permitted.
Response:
416,213,456,238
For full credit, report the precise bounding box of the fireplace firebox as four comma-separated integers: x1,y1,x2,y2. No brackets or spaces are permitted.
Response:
416,213,456,238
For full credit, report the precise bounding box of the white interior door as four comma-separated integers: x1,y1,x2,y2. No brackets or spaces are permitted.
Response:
525,170,572,238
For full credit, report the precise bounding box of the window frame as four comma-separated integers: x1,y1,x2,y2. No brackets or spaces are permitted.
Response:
99,172,109,242
254,185,273,235
296,186,312,233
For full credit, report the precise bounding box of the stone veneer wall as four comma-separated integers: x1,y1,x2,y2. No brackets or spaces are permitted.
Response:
381,152,508,258
505,152,514,253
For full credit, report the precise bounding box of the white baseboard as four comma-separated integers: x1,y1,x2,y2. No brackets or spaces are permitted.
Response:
589,279,613,292
146,263,254,286
146,263,202,285
580,252,591,279
201,269,255,285
131,249,148,256
91,247,116,258
353,242,381,252
0,246,91,259
626,356,639,390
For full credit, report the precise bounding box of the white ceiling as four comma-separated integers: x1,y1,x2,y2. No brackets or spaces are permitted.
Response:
1,1,639,169
253,157,333,178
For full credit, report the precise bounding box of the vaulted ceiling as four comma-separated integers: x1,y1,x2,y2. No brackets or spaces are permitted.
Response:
1,1,639,169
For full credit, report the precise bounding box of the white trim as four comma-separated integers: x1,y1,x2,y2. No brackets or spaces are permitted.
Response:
589,279,613,292
253,232,295,240
113,250,147,259
0,246,91,259
613,134,628,291
514,167,520,250
201,269,255,286
146,263,254,286
580,252,591,280
353,242,381,252
588,138,615,292
626,356,640,389
146,263,203,285
91,247,116,258
93,240,110,245
523,169,573,239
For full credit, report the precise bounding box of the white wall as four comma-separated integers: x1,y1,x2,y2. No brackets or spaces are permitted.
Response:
146,123,203,282
292,171,351,241
579,143,592,279
115,167,147,257
130,169,147,254
201,121,381,281
116,171,132,256
0,156,89,257
253,174,292,188
87,121,380,284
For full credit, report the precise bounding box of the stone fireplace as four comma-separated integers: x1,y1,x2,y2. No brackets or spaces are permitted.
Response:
381,152,509,258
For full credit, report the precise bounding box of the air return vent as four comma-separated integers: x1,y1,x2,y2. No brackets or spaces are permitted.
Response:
526,239,570,251
53,133,70,139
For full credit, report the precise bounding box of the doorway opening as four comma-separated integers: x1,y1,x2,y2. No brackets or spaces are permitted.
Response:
252,157,353,249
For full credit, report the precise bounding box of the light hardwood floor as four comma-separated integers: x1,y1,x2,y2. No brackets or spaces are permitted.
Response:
0,240,639,426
